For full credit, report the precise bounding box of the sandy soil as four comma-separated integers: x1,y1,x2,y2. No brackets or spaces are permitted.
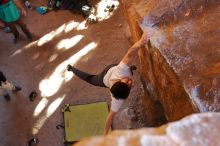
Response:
0,1,143,146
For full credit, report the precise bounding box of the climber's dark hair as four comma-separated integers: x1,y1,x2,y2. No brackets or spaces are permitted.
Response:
110,81,130,99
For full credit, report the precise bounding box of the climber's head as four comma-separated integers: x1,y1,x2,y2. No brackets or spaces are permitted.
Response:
110,78,132,100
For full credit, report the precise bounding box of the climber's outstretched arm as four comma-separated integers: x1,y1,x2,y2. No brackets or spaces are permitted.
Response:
103,110,116,135
122,32,149,66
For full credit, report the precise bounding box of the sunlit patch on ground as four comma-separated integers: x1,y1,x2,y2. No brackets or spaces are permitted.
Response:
39,42,98,97
36,20,88,47
32,52,40,60
95,0,120,21
48,53,58,62
37,24,66,47
33,43,97,135
56,35,84,50
32,95,65,135
10,20,88,57
33,98,49,117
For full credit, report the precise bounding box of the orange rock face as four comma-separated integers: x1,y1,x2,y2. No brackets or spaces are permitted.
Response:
121,0,220,124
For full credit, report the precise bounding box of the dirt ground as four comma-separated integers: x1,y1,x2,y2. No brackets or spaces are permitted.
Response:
0,1,143,146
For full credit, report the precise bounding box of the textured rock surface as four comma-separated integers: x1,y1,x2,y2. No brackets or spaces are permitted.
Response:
74,113,220,146
122,0,220,123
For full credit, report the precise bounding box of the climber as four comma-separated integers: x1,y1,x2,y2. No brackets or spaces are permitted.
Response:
67,31,149,135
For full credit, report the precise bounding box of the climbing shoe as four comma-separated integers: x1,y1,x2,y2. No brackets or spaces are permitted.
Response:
67,64,73,71
14,86,22,92
29,90,37,101
4,94,11,101
26,138,39,146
